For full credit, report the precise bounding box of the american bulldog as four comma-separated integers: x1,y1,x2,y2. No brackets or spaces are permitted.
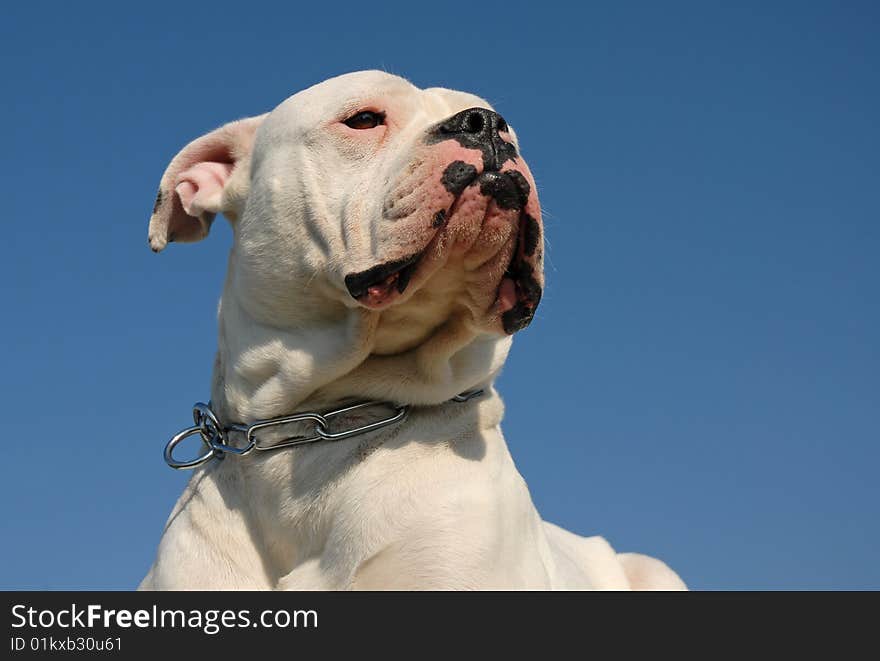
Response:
140,71,685,590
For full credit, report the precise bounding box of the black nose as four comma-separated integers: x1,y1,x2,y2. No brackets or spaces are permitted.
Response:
429,107,517,171
439,107,507,139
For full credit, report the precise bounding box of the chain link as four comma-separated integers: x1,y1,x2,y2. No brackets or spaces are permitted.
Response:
164,389,484,470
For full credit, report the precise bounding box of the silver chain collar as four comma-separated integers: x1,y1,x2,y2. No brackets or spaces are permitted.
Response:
164,388,485,470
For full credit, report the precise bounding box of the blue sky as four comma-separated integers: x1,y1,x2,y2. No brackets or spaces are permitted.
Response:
1,1,877,589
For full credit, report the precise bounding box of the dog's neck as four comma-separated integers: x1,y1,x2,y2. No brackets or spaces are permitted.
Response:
209,274,512,425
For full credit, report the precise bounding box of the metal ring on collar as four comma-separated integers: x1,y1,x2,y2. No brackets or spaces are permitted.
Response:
208,433,257,457
192,401,257,457
164,425,217,470
193,402,224,442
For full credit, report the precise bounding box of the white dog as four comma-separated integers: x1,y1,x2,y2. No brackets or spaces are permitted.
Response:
140,71,685,590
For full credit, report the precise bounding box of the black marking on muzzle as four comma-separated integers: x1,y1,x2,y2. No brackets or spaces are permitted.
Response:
502,300,539,334
478,171,530,210
502,260,542,334
441,161,478,195
522,214,541,257
344,253,422,299
500,210,543,334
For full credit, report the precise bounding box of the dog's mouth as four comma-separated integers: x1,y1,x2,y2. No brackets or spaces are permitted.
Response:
343,252,424,309
343,169,543,334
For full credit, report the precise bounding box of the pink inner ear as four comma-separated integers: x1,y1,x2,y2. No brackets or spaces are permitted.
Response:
175,161,235,218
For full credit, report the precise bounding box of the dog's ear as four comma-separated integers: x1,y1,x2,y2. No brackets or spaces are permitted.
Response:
148,114,267,252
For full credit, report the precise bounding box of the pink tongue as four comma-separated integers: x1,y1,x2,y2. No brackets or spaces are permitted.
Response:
498,277,517,312
363,272,400,307
367,285,387,300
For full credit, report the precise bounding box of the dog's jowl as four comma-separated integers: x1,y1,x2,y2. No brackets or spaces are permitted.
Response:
141,71,685,590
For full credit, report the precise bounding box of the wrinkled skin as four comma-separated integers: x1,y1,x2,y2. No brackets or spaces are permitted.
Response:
142,71,685,590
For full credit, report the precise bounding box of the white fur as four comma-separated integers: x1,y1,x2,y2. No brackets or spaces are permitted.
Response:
141,71,685,590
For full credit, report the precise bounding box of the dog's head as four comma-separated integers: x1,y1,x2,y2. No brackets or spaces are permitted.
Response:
150,71,543,333
149,71,544,406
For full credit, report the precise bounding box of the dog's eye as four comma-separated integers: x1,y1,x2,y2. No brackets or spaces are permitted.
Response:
343,110,386,130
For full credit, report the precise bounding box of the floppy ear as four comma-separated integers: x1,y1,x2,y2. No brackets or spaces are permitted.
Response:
147,114,267,252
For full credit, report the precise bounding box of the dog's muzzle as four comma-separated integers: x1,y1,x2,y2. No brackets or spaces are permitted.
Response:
342,106,544,333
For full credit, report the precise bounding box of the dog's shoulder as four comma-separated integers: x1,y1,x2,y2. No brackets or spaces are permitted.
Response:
617,552,687,590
